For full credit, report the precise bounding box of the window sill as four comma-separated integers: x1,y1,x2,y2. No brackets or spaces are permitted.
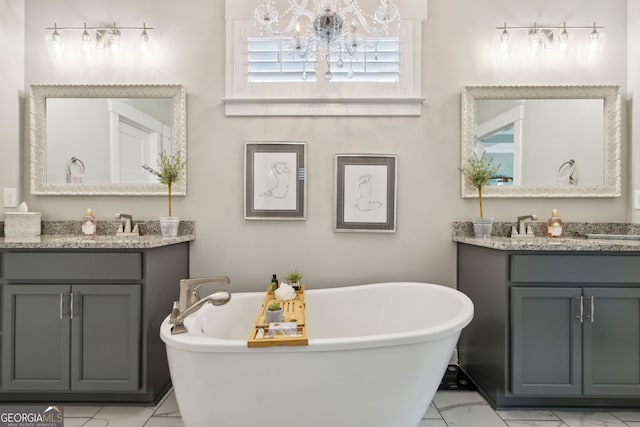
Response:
222,97,425,116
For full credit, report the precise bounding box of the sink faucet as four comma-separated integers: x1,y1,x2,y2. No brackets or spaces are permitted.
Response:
115,213,139,235
169,276,231,334
514,214,538,237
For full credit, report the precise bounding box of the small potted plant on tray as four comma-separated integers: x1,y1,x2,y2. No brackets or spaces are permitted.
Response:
143,151,186,237
265,302,283,324
284,269,303,290
460,154,499,238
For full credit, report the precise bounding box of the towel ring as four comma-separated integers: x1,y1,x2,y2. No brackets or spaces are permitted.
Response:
66,156,86,182
557,159,576,184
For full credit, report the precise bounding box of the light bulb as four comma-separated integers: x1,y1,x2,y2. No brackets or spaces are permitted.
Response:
78,23,93,61
498,27,510,60
587,23,602,60
45,24,64,64
138,24,153,62
556,26,570,60
107,29,121,61
528,25,544,58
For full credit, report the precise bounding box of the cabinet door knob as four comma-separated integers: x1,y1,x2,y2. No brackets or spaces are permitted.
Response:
70,292,75,320
590,296,595,323
59,293,64,320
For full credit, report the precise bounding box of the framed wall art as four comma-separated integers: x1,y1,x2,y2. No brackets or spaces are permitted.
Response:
334,154,397,232
245,142,306,220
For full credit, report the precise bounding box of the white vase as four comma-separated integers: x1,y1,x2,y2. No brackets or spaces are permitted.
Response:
472,217,493,238
159,216,180,238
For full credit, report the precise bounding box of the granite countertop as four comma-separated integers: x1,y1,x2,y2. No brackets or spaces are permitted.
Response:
0,220,195,249
452,221,640,252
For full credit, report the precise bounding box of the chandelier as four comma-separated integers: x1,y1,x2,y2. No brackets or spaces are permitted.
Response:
254,0,400,80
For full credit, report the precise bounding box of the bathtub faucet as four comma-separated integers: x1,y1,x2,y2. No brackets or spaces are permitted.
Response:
169,276,231,334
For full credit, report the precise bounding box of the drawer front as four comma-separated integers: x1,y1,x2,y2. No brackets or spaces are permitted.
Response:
4,252,142,281
510,254,640,283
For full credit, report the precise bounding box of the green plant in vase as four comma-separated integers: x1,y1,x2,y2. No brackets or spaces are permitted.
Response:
284,269,303,289
143,151,186,237
460,154,499,218
142,151,186,217
265,302,283,324
460,154,499,238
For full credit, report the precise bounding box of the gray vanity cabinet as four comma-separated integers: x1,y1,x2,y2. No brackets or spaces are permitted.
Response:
457,243,640,408
1,284,140,392
511,286,640,396
0,242,190,404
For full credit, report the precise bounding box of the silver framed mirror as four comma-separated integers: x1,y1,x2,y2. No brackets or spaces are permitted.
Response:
461,85,621,198
30,84,186,196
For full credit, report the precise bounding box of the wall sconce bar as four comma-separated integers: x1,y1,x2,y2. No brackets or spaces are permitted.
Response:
45,23,154,32
495,23,604,31
45,22,155,64
495,21,605,62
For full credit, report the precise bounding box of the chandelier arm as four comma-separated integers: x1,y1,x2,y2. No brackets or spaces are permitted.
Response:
349,8,390,36
280,10,315,35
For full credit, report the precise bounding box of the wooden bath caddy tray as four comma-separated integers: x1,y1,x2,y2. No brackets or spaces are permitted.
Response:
247,286,308,348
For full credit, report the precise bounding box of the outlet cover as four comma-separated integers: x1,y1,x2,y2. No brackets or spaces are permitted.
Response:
3,188,17,208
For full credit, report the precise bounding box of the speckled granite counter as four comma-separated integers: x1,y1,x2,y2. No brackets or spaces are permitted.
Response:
0,220,195,249
452,221,640,251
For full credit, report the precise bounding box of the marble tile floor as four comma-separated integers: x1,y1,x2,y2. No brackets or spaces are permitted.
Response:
63,389,640,427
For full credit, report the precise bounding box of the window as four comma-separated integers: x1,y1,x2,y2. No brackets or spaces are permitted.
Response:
247,37,400,84
224,1,428,116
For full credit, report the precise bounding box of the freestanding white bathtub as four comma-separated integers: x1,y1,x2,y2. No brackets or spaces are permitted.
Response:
160,282,473,427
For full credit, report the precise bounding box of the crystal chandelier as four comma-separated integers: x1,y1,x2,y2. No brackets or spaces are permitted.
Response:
254,0,400,80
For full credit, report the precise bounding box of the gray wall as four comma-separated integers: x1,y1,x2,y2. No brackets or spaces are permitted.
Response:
0,0,636,291
0,0,24,202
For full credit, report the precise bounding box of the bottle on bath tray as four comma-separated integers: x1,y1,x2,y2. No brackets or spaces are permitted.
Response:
82,208,97,236
270,274,279,292
546,209,563,238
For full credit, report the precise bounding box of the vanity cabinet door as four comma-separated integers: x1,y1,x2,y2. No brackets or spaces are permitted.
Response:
583,287,640,396
511,287,582,395
70,284,141,391
1,284,71,391
1,284,141,392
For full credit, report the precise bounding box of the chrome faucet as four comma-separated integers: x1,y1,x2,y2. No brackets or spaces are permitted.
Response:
115,213,139,236
512,214,538,237
169,276,231,334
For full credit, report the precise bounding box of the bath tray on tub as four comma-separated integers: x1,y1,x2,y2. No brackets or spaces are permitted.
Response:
247,286,308,348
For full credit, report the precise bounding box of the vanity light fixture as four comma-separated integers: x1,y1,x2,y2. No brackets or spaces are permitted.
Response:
253,0,400,81
45,22,155,65
496,21,604,62
44,23,64,63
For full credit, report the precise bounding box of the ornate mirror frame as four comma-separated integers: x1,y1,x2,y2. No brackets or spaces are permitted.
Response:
30,84,187,196
461,85,621,198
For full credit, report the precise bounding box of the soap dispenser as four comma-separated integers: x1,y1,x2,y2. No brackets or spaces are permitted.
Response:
546,209,563,238
82,208,97,236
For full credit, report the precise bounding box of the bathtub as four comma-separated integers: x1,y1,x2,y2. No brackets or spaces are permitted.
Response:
160,282,473,427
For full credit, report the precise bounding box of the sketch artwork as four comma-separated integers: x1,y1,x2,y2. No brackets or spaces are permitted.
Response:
355,174,383,211
343,165,388,223
253,152,297,211
259,161,291,199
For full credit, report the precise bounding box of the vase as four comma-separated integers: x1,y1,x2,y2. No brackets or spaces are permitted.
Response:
472,217,493,238
159,216,180,238
265,308,283,324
